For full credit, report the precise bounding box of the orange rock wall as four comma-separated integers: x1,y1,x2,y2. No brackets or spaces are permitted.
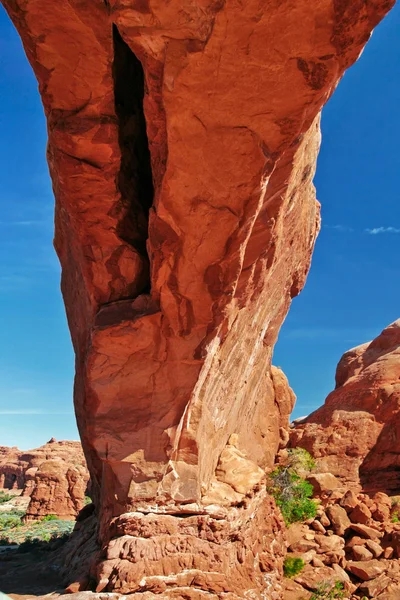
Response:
291,320,400,495
0,440,89,519
1,0,395,595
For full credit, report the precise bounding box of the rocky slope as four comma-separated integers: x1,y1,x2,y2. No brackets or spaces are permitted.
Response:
283,475,400,600
0,439,89,520
1,0,395,595
291,320,400,494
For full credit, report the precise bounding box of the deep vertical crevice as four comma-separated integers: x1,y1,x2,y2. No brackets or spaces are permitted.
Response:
112,24,154,294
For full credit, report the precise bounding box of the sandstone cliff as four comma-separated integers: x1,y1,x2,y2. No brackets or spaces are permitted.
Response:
0,0,395,596
0,446,26,490
291,320,400,494
0,439,89,520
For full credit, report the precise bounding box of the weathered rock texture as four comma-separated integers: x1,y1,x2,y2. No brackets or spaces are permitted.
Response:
291,320,400,494
283,484,400,599
0,446,26,490
0,440,89,519
1,0,395,595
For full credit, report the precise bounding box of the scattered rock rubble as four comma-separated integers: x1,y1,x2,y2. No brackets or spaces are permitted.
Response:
283,473,400,599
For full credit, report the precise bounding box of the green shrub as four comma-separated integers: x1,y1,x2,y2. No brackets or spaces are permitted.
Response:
0,492,13,504
3,509,25,517
40,514,58,522
310,581,345,600
0,513,74,546
287,448,316,473
84,495,92,505
268,447,317,526
283,556,304,578
268,468,317,525
0,512,23,531
392,512,399,523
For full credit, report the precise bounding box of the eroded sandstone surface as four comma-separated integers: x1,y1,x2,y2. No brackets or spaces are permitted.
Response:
0,439,89,520
291,320,400,495
0,0,395,595
283,483,400,599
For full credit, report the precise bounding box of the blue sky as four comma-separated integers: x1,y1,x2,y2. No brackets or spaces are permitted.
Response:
275,2,400,418
0,5,399,449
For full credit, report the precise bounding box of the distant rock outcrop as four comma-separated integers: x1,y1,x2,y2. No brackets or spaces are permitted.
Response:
0,440,89,519
0,446,26,490
291,320,400,494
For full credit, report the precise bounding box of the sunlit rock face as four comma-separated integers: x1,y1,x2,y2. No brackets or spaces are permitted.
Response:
1,0,394,595
291,320,400,495
0,440,88,519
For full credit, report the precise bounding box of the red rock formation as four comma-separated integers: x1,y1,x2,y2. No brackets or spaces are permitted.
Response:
0,0,394,595
24,460,89,522
291,320,400,494
0,440,89,519
0,446,26,490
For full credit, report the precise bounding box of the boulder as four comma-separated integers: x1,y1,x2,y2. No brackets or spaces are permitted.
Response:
287,524,310,550
326,505,351,536
350,502,372,525
358,574,392,597
282,579,312,600
352,545,374,561
294,565,338,591
373,503,391,523
307,473,341,495
340,489,359,511
350,523,383,540
311,520,326,534
347,559,387,581
314,534,345,565
377,585,400,600
384,547,394,559
365,539,384,558
346,536,368,550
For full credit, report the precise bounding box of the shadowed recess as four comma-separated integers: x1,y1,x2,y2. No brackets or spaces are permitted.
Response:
112,24,153,295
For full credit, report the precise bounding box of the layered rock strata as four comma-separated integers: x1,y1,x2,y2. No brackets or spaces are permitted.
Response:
291,320,400,494
1,0,395,594
0,440,89,519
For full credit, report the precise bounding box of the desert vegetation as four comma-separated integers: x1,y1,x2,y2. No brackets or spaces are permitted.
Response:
0,501,74,546
268,448,318,525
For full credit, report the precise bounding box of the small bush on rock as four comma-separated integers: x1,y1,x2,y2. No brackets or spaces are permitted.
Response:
268,448,317,525
287,448,316,473
283,556,304,578
310,581,345,600
0,492,13,504
40,514,58,522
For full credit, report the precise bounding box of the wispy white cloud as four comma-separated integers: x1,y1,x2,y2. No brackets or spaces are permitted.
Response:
0,220,46,227
324,224,400,236
324,224,354,233
365,226,400,235
0,274,33,292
